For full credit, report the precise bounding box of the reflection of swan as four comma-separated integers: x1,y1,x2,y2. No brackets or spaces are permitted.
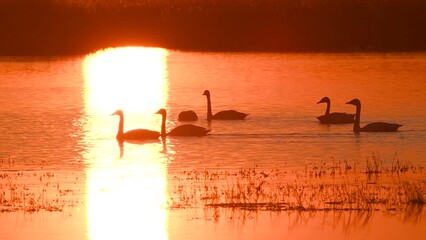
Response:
346,99,402,133
117,139,124,158
112,110,160,140
178,110,198,121
316,97,354,124
202,90,248,121
156,109,210,136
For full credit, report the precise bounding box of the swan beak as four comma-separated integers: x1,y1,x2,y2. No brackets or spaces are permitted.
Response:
155,109,164,115
345,98,360,106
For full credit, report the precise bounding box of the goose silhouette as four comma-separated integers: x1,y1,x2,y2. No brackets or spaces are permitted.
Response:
112,110,160,141
346,98,402,133
316,97,354,124
178,110,198,121
202,90,248,121
156,108,210,137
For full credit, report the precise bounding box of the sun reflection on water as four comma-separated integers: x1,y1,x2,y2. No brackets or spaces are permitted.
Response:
82,47,169,240
83,47,168,114
86,146,168,240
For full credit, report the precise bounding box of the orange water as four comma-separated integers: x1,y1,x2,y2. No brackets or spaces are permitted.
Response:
1,48,426,239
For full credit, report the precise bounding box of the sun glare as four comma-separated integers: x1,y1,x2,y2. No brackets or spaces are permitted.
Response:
83,47,168,115
82,46,169,150
86,148,168,240
82,47,170,240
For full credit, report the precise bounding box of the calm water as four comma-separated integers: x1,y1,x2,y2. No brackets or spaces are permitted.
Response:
1,48,426,239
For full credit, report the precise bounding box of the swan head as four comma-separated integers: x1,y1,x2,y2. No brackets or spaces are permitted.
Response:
202,90,210,97
156,108,167,117
112,110,123,116
317,97,330,104
346,98,361,106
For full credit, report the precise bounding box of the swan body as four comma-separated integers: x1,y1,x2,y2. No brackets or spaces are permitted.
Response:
178,110,198,121
168,124,209,136
345,99,402,133
112,110,160,141
202,90,248,121
316,97,354,124
156,109,210,137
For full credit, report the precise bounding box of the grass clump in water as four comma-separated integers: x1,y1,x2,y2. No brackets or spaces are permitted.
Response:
0,171,79,213
168,165,426,215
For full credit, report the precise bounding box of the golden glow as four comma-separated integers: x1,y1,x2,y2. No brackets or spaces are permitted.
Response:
82,47,170,240
82,46,168,148
86,148,168,240
83,47,168,115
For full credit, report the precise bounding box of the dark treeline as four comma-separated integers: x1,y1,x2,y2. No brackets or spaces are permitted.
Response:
1,0,426,55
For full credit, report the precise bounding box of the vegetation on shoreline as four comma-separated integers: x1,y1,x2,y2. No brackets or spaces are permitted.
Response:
1,151,424,219
0,171,80,212
168,154,425,215
1,0,426,55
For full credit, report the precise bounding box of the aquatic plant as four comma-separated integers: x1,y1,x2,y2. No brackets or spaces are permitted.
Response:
168,165,426,215
0,171,79,213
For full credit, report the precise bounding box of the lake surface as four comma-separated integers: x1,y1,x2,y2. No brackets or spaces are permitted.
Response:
1,48,426,239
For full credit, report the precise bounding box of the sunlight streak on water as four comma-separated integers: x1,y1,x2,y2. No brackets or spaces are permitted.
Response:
81,46,169,152
86,143,169,240
82,47,170,240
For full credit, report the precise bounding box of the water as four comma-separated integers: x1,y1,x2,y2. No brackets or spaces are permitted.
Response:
1,48,426,239
2,50,426,170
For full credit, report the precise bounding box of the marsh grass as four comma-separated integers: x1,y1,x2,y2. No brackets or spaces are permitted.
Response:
168,154,426,216
0,171,80,213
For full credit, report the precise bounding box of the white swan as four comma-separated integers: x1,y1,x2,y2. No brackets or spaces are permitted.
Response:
112,110,160,141
316,97,354,124
202,90,248,121
346,99,402,133
178,110,198,121
156,109,210,137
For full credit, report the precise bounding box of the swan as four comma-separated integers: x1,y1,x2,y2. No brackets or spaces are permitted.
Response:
156,108,210,137
316,97,354,124
202,90,248,121
112,110,160,141
345,99,402,133
178,110,198,121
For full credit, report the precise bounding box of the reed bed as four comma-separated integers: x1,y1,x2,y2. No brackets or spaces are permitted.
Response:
0,171,80,213
168,154,426,214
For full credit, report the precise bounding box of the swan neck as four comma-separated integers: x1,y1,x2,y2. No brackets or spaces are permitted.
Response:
117,114,124,139
325,101,330,115
160,113,166,137
354,104,361,133
206,95,213,121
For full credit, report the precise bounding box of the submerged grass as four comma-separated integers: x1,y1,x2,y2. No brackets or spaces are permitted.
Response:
0,171,81,213
168,154,426,216
1,152,424,218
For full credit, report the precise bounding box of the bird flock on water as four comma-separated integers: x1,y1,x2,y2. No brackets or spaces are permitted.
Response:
113,90,402,142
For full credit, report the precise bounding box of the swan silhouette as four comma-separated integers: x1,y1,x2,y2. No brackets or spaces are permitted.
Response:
345,99,402,133
202,90,248,121
112,110,160,141
178,110,198,121
156,108,210,137
316,97,354,124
